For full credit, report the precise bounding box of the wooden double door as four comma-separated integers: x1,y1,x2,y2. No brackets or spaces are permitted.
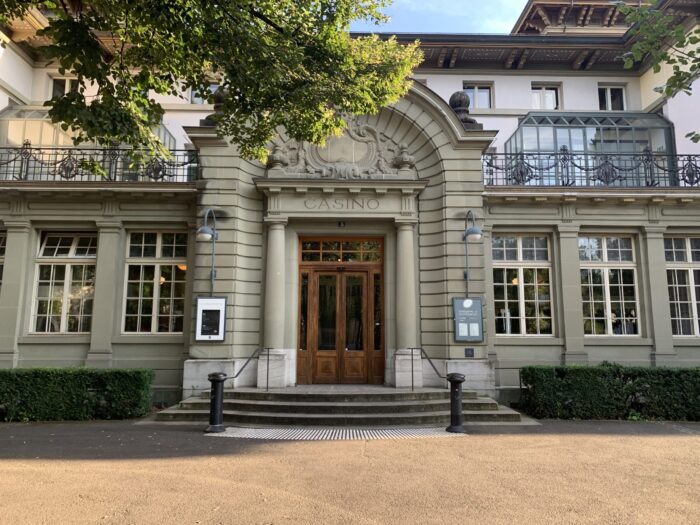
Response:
297,239,384,384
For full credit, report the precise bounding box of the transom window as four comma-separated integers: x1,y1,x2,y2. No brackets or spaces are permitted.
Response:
463,83,492,109
492,235,552,335
665,237,700,336
124,232,188,333
579,236,639,336
598,86,626,111
300,239,383,263
531,85,560,110
33,233,96,333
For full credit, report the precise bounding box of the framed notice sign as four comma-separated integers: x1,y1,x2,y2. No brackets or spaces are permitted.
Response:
452,297,484,343
195,297,226,342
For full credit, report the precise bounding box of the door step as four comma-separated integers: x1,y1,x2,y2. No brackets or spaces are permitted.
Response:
155,388,523,426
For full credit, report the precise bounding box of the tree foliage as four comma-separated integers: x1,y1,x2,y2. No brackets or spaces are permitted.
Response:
0,1,422,159
622,0,700,142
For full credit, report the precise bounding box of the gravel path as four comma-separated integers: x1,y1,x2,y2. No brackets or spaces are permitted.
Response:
0,420,698,524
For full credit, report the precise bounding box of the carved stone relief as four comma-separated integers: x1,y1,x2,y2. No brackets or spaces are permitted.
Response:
266,119,417,180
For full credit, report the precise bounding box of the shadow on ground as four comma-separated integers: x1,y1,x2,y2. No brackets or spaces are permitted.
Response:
0,418,697,461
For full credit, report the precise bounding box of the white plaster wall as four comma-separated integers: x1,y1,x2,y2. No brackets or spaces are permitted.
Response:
416,72,642,112
414,71,643,152
0,43,34,105
662,77,700,155
162,108,213,149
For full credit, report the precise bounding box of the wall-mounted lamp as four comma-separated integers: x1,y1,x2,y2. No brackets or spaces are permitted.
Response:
197,208,219,296
463,209,483,297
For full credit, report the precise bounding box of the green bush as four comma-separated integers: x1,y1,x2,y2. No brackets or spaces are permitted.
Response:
0,368,155,422
520,364,700,420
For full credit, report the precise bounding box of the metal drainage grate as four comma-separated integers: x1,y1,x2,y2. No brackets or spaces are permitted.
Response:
207,427,466,441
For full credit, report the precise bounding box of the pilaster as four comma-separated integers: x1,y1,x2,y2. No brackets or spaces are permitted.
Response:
642,225,675,366
86,221,123,367
0,220,31,368
556,224,587,364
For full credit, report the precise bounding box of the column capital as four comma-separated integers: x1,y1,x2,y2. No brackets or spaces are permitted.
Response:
95,220,123,232
2,219,31,232
395,221,417,230
642,225,667,237
264,217,288,227
556,223,580,237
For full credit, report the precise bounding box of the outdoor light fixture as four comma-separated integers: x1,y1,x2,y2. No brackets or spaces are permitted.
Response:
463,209,483,296
197,208,219,295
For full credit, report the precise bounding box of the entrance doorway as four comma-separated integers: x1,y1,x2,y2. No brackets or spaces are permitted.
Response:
297,238,384,384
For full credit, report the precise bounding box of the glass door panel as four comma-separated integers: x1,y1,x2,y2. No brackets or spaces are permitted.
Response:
345,275,364,351
317,274,337,351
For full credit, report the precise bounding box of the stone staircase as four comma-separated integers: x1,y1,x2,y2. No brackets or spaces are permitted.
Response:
155,387,522,426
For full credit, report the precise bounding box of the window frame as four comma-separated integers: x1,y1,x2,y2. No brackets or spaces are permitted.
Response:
190,83,220,105
579,235,640,337
598,85,626,111
531,84,561,110
492,234,554,336
122,231,188,335
463,82,493,110
664,237,700,337
51,77,78,98
30,233,97,334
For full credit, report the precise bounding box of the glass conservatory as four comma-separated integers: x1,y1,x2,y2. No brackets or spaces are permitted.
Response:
484,112,696,188
504,112,675,156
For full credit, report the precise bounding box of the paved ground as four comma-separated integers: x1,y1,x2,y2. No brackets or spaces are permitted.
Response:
0,419,698,524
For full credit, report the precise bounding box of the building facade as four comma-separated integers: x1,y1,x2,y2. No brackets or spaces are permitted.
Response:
1,1,699,404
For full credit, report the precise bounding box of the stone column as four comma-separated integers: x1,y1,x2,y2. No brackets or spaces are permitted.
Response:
556,224,587,364
258,219,288,388
0,220,31,369
642,226,675,366
86,221,123,367
394,221,421,388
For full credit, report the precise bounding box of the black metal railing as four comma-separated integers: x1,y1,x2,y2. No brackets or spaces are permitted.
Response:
0,140,199,183
483,147,700,189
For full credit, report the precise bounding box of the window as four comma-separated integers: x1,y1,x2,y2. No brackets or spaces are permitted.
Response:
33,233,96,333
531,85,560,110
598,86,626,111
579,236,638,335
124,232,188,333
665,237,700,336
51,78,78,98
492,235,552,335
190,83,220,104
463,83,492,109
0,233,5,285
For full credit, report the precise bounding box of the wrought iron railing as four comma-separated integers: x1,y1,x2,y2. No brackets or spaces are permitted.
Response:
483,147,700,188
0,141,199,183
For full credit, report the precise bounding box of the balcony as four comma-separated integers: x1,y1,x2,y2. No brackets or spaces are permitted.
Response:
483,147,700,188
0,141,199,184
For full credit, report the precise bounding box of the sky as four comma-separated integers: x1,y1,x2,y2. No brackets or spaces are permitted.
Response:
350,0,530,34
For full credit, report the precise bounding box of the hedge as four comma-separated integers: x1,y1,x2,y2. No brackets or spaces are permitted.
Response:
520,364,700,420
0,368,155,422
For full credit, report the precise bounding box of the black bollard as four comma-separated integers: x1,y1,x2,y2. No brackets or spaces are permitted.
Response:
206,372,227,433
445,372,466,434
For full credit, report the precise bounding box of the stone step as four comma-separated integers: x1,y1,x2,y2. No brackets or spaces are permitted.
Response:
213,390,478,402
177,397,499,414
156,407,522,426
